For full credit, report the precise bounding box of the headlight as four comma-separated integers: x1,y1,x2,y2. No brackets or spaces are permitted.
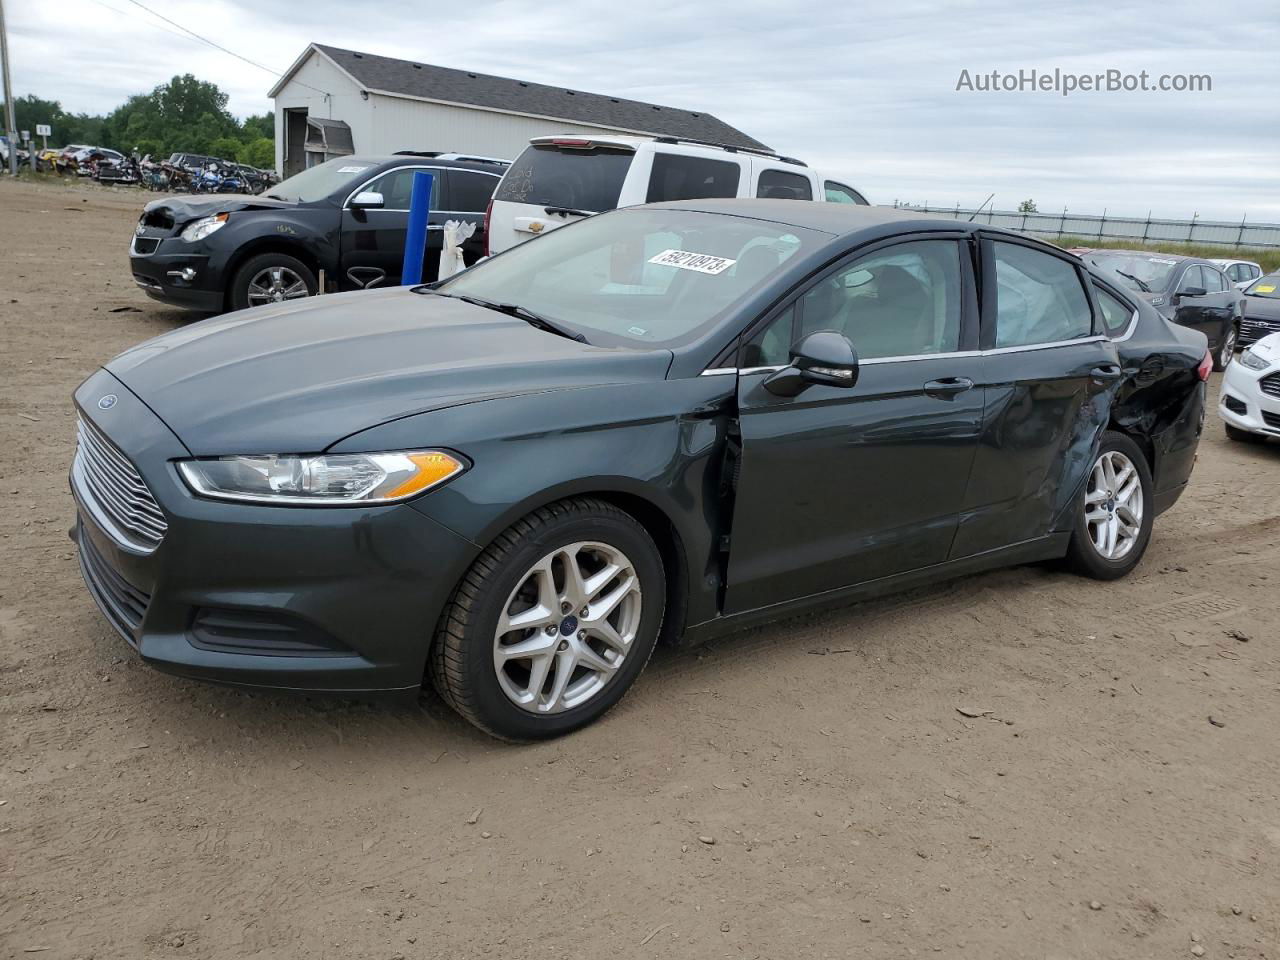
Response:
178,450,466,505
1238,348,1271,371
180,213,228,242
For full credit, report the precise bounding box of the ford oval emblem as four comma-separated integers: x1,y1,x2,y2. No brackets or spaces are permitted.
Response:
98,394,118,410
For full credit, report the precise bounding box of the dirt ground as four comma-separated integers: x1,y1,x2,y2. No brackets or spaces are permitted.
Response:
1,176,1278,960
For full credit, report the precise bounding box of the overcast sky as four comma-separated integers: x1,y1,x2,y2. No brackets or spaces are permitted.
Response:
10,0,1279,219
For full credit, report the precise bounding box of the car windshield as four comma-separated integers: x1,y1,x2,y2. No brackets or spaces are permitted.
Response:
436,207,828,348
264,157,379,203
1087,254,1180,292
1245,273,1280,299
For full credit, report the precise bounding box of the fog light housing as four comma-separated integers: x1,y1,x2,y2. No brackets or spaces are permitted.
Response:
166,267,197,282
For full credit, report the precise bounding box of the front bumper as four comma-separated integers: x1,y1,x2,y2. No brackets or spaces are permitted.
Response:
70,370,481,695
1219,357,1280,438
130,233,224,312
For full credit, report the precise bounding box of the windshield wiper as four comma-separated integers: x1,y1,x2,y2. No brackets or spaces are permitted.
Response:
1114,270,1152,293
449,294,589,343
544,205,591,218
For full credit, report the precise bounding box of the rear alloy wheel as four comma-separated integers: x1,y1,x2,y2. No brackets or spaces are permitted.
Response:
1064,432,1154,580
431,498,665,740
1216,322,1239,371
230,253,317,312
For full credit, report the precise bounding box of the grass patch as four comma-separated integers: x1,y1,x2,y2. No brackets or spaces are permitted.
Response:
1050,235,1280,273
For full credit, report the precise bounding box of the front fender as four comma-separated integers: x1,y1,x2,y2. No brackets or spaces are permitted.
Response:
331,377,737,629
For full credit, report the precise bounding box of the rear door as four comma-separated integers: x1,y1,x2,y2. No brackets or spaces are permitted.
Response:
724,234,985,613
339,165,446,288
1171,264,1225,347
952,237,1120,558
444,167,504,267
488,139,636,254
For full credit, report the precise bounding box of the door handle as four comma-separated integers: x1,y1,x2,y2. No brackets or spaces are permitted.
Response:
924,376,975,399
1090,364,1123,382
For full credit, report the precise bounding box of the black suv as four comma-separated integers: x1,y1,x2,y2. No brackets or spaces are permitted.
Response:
131,153,509,312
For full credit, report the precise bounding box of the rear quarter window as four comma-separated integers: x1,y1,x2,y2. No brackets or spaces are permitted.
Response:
494,144,634,212
757,169,813,201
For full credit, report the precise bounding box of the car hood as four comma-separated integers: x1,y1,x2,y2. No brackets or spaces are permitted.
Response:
142,193,296,225
1243,295,1280,319
105,287,674,456
1247,331,1280,361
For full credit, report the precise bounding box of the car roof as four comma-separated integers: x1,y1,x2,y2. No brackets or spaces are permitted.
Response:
648,198,992,238
1086,249,1201,263
357,154,508,174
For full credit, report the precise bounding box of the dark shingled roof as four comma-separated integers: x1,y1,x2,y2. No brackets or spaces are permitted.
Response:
310,44,769,152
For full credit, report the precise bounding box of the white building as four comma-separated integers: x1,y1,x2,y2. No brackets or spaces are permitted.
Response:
268,44,768,177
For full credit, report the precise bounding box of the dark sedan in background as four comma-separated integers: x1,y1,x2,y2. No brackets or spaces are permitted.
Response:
1083,250,1242,370
76,201,1209,740
1238,272,1280,348
130,153,508,313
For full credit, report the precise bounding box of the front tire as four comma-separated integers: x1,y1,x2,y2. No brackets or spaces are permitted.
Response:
229,253,317,312
1064,432,1154,580
430,498,665,741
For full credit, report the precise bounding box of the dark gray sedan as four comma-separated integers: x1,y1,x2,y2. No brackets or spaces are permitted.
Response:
1239,272,1280,348
1084,250,1243,369
73,201,1209,740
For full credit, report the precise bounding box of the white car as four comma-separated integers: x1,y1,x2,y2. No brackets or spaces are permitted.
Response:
485,134,868,255
1219,332,1280,442
1208,258,1264,291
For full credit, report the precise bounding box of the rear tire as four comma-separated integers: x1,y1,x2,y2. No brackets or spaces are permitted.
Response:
229,253,317,312
1215,321,1239,372
430,498,665,741
1064,431,1154,581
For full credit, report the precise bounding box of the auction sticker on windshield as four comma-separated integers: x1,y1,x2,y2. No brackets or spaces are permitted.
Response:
648,250,737,275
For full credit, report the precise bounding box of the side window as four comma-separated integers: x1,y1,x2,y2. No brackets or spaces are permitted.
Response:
1178,265,1204,293
447,170,499,213
993,242,1092,347
1094,285,1135,337
361,168,440,209
1249,264,1262,280
1202,266,1226,293
757,169,813,201
824,180,869,205
742,239,962,365
1226,264,1244,283
646,153,741,202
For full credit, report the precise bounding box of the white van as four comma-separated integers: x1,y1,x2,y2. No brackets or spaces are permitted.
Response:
485,135,868,255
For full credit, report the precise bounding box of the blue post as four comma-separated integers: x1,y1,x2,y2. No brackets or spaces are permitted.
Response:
401,171,434,285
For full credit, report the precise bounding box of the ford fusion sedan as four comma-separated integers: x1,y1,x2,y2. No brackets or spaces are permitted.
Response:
1084,251,1241,370
1238,272,1280,348
130,153,507,313
1219,332,1280,443
73,201,1209,740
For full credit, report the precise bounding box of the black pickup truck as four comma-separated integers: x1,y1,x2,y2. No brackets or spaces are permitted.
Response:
129,153,508,313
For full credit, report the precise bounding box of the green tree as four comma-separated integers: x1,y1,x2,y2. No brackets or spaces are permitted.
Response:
1018,199,1038,214
239,112,274,142
239,137,275,168
102,74,241,155
209,136,244,162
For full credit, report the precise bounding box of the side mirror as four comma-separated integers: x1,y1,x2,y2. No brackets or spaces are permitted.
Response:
764,331,859,397
1175,285,1206,300
350,191,385,210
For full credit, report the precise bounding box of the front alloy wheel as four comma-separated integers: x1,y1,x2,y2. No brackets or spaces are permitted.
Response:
1217,323,1238,371
493,542,642,714
431,498,664,740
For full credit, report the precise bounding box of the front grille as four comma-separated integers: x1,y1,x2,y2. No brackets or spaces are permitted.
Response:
1261,374,1280,400
72,416,168,551
1263,411,1280,430
131,236,159,255
1240,316,1280,345
1222,394,1247,415
77,526,150,643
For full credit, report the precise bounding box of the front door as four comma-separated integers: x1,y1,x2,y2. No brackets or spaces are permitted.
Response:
340,166,446,289
724,236,985,614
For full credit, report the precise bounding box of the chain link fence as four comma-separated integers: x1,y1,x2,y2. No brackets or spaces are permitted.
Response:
896,205,1280,249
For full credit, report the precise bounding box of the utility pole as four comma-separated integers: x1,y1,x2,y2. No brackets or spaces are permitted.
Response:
0,0,17,176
